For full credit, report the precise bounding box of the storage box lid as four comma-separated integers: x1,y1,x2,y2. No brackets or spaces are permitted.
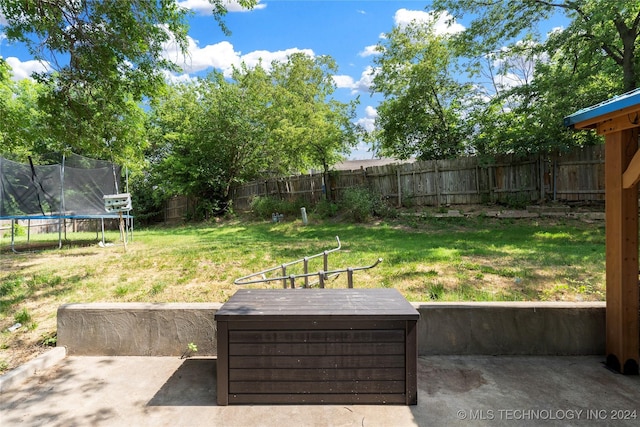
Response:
215,288,420,321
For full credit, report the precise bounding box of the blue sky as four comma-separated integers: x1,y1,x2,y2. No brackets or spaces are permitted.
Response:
0,1,566,159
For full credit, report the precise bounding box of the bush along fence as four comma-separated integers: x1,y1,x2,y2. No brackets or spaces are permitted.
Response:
228,145,606,212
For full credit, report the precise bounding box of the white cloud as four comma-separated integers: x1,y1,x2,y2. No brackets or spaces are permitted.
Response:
162,69,198,84
240,48,314,71
334,66,376,95
4,57,50,81
394,9,464,35
364,105,377,117
548,26,564,37
333,74,355,89
164,33,314,78
359,45,379,58
178,0,266,14
356,105,378,133
166,37,242,74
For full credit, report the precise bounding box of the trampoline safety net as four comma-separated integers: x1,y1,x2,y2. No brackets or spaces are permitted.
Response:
0,154,123,217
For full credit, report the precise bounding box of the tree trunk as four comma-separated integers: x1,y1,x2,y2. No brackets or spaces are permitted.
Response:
615,18,638,91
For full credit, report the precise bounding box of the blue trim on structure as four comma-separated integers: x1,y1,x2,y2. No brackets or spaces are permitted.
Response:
564,88,640,128
0,214,132,220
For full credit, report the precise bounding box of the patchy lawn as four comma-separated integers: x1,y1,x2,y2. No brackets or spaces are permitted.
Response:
0,212,606,373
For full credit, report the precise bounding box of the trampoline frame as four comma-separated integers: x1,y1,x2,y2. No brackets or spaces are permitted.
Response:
3,214,133,253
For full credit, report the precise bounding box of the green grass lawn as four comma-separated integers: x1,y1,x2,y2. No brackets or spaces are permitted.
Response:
0,213,606,373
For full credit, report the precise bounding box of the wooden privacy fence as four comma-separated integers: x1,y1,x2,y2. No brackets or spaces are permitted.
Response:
229,145,607,212
164,195,198,223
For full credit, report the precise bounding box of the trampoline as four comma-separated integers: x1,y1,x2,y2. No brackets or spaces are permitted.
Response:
0,153,133,252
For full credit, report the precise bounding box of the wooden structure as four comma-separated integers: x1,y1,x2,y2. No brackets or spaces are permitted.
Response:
228,146,608,213
565,89,640,374
215,288,420,405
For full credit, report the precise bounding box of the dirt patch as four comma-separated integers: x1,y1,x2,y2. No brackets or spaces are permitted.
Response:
1,329,54,373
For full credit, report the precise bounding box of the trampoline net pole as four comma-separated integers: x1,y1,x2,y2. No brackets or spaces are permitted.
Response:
61,154,65,215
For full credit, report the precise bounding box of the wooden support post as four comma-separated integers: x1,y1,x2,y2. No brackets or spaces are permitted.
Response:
604,128,640,374
565,90,640,376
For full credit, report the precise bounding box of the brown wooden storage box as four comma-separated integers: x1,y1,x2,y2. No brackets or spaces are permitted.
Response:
215,288,419,405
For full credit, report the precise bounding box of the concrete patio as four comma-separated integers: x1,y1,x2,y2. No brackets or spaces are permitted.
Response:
1,353,639,426
2,301,639,426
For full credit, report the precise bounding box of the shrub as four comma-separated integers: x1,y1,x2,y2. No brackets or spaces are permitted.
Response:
249,196,305,220
13,222,26,237
250,196,279,219
313,199,339,219
40,332,57,347
340,187,376,223
374,199,399,219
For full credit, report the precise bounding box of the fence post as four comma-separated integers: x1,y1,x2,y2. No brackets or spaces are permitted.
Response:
489,165,495,203
553,155,558,202
539,154,545,201
397,168,402,207
434,161,441,207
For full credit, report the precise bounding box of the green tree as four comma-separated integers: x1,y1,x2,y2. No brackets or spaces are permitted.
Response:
268,53,360,173
0,58,147,166
0,0,257,159
0,59,19,153
434,0,640,92
467,38,609,156
0,59,50,160
371,17,474,160
147,69,273,216
36,79,149,167
430,0,639,155
144,54,360,216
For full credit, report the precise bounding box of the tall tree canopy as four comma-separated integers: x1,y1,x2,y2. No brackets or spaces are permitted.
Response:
0,58,49,159
145,54,359,216
268,53,360,173
0,0,256,163
434,0,640,92
367,1,639,159
371,16,475,160
432,0,640,155
148,71,271,214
